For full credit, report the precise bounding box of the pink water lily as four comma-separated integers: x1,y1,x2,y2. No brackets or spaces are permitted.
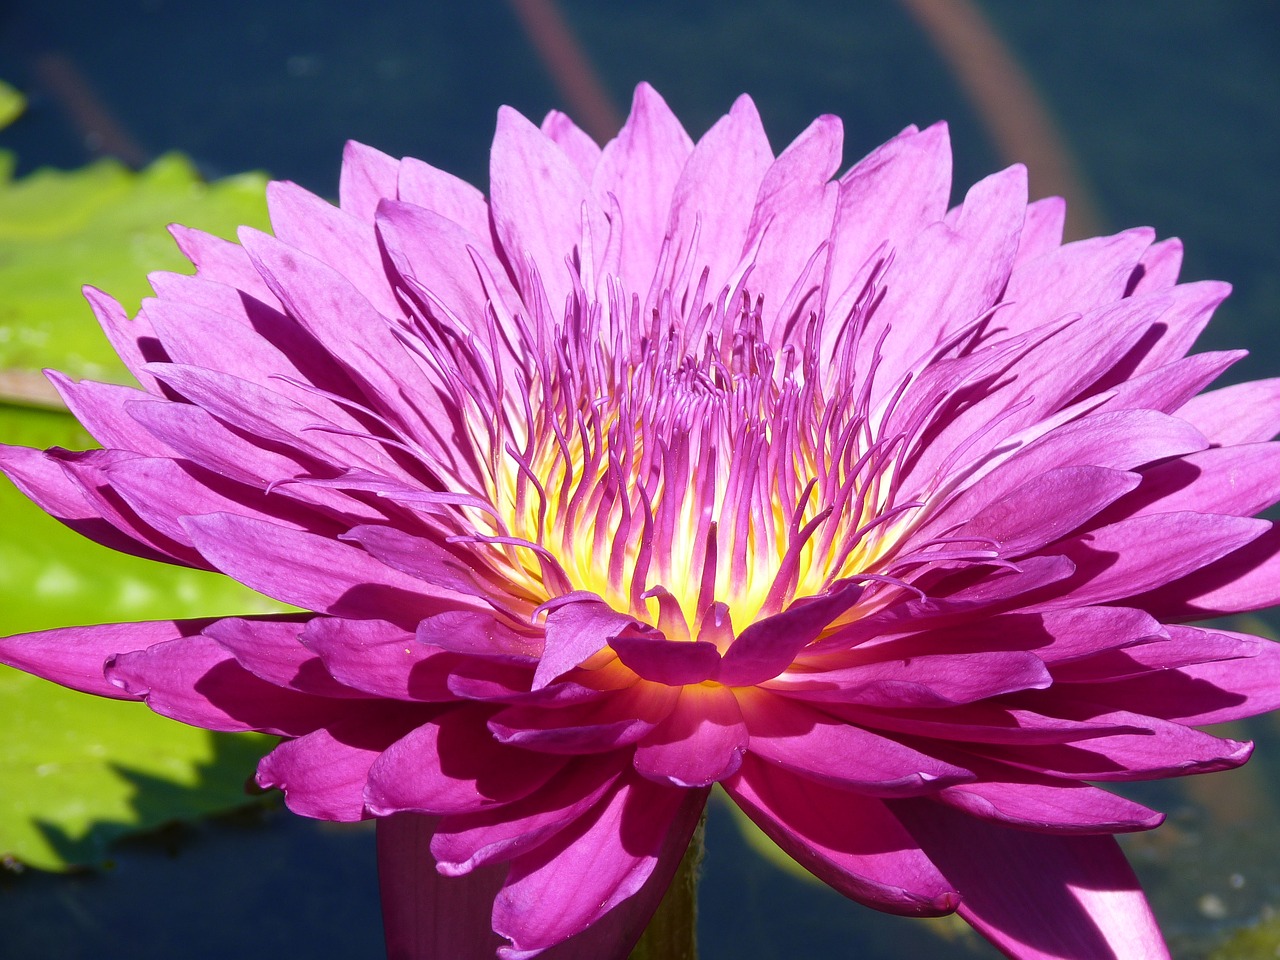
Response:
5,83,1280,959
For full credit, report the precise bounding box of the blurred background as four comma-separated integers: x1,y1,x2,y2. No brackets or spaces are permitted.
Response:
0,1,1278,957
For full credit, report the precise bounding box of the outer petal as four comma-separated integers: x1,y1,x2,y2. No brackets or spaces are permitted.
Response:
740,690,972,794
892,798,1170,959
489,106,608,314
592,82,693,299
106,633,359,736
181,513,467,626
724,755,958,916
0,619,208,699
257,709,424,821
377,813,507,960
632,683,747,787
491,773,707,959
365,705,565,816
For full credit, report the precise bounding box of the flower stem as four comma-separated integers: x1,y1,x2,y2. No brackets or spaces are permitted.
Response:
628,814,704,960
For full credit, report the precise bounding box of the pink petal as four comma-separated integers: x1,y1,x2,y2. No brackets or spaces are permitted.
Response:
662,94,773,301
257,710,423,820
824,122,952,341
365,704,565,816
540,110,602,180
744,112,842,342
84,286,165,393
167,224,280,305
181,513,463,625
492,773,707,958
267,179,399,318
1012,196,1065,265
1176,377,1280,444
740,690,972,794
430,755,625,875
106,633,357,735
337,140,400,222
374,199,524,347
867,164,1027,405
1126,237,1183,294
237,227,447,442
396,155,491,238
1000,228,1154,340
891,799,1170,959
376,813,507,960
633,683,747,787
591,82,693,298
0,619,208,699
724,755,958,916
489,106,607,314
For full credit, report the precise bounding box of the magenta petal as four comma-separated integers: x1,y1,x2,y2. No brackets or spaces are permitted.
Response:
377,813,507,960
182,513,462,626
487,681,675,755
938,776,1163,834
338,140,400,222
740,691,971,795
633,684,747,787
0,619,208,699
948,465,1140,558
492,773,707,958
892,798,1170,959
718,581,861,686
1041,512,1267,607
724,755,958,916
0,444,180,562
528,785,707,960
430,756,625,875
106,633,356,735
1055,633,1280,726
365,705,564,815
980,706,1251,781
301,617,454,700
203,616,369,698
608,632,721,685
257,710,423,821
781,648,1051,708
535,595,636,690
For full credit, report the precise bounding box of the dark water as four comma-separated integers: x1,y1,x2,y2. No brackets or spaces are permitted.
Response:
1,1,1279,957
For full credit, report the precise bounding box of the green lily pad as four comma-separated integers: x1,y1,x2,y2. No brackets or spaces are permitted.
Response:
0,150,271,385
0,80,25,131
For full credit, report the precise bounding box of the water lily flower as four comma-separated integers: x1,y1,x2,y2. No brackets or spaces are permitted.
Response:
5,83,1280,959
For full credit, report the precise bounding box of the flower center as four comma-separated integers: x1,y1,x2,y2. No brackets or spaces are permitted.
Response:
468,284,917,635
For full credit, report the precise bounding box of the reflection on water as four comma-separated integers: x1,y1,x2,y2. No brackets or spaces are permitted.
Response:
1,0,1278,957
